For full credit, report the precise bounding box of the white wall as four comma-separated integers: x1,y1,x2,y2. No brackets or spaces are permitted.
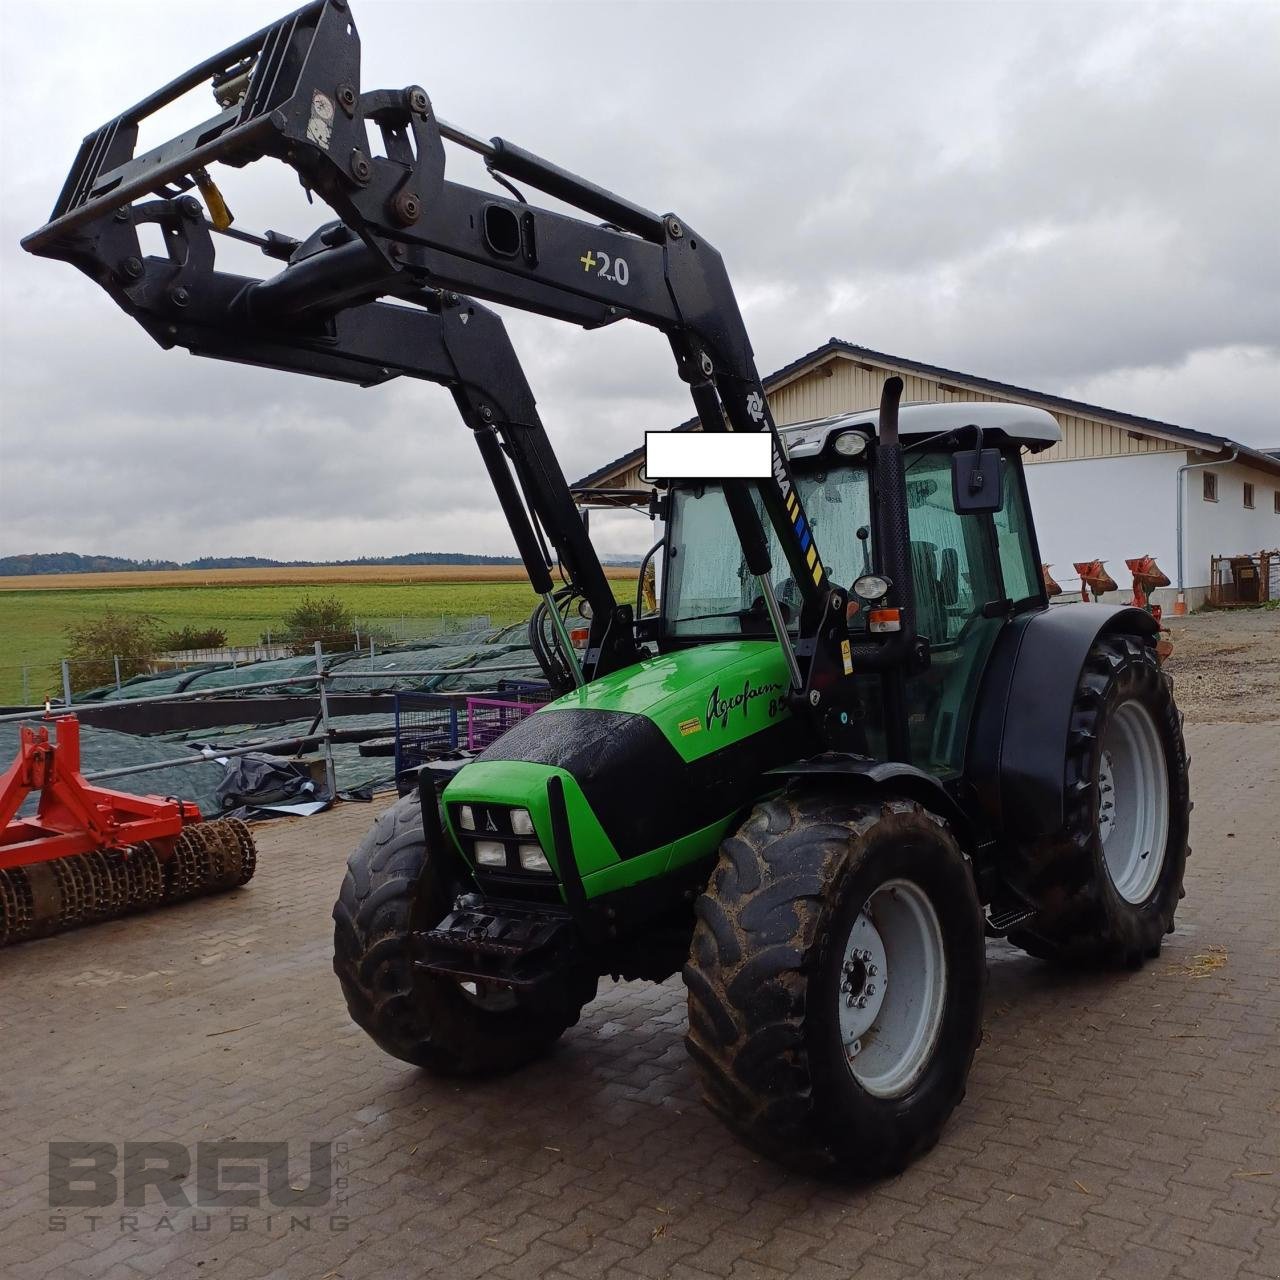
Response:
1022,451,1185,600
1184,459,1280,587
1022,451,1280,604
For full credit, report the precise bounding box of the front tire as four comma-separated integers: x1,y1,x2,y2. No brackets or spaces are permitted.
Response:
1008,632,1190,966
333,795,594,1075
683,794,985,1179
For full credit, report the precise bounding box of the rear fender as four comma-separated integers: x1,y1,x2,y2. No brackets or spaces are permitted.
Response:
967,604,1158,840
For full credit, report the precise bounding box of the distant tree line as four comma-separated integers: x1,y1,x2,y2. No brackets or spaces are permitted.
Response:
2,550,532,576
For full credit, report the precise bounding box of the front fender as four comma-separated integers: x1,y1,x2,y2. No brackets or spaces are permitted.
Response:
967,604,1158,840
766,756,973,846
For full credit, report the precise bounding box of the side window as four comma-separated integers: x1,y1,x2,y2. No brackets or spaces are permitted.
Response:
992,458,1041,603
904,453,1003,777
904,454,1000,643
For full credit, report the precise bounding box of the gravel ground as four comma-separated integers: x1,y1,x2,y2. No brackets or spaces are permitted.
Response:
1164,606,1280,724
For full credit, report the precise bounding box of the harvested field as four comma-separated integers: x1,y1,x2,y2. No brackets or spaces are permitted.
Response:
0,563,638,591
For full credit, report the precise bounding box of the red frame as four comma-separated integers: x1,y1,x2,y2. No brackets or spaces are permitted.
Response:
0,717,200,869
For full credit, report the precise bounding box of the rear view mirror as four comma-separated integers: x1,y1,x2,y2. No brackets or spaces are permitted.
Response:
951,448,1003,513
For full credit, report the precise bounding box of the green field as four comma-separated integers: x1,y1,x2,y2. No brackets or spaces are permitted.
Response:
0,580,557,704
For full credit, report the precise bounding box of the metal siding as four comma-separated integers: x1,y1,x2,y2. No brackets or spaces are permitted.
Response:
581,353,1184,489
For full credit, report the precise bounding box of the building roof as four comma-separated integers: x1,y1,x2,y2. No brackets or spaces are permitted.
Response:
574,337,1280,485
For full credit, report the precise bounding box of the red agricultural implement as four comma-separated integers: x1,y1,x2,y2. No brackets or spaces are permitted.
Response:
1126,554,1170,615
0,716,256,946
1074,559,1119,602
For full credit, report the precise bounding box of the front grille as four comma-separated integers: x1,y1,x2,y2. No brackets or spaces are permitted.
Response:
450,802,556,888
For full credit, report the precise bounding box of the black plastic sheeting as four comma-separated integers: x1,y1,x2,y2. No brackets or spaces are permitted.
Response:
214,755,330,814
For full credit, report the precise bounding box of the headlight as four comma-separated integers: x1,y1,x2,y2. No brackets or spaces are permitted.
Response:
853,573,891,602
474,840,506,867
459,804,476,831
832,430,867,458
518,844,552,873
510,808,535,836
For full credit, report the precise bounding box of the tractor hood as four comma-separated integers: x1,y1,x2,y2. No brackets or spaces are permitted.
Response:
538,640,793,759
442,642,802,880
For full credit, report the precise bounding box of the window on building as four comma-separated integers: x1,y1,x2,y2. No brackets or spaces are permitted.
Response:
1203,472,1218,502
1243,482,1255,509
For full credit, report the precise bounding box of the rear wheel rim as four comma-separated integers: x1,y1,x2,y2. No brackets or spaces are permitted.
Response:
1099,699,1169,904
837,879,947,1098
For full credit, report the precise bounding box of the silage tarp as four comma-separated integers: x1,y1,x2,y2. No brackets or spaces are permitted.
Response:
325,643,533,693
181,654,323,695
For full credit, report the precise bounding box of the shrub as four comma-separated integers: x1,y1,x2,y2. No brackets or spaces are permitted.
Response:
59,610,159,694
158,625,228,651
278,594,358,653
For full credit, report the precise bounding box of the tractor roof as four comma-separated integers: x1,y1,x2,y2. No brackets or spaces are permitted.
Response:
780,402,1062,460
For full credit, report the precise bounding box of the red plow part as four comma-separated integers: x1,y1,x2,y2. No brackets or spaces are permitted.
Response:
0,716,257,946
1073,559,1118,602
1125,554,1170,610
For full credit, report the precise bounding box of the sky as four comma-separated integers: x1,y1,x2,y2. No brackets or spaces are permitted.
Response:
1,0,1276,562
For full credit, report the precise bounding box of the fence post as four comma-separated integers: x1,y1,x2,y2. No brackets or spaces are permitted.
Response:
113,654,122,692
314,640,338,800
61,660,73,707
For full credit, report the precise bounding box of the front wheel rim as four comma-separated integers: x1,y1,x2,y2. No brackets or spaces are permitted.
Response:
837,879,947,1098
1099,699,1169,904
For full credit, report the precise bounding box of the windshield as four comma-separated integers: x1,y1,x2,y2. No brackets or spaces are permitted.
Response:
664,467,872,637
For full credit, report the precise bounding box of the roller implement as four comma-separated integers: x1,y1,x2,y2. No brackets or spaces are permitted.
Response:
0,717,256,945
25,0,1191,1178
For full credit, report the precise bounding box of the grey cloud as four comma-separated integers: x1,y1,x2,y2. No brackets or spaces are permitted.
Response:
2,0,1277,564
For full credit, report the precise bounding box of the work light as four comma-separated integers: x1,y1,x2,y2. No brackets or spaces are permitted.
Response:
474,841,506,867
832,430,867,458
854,574,891,602
519,844,552,872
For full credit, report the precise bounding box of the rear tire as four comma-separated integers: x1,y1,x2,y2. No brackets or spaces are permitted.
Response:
683,794,985,1179
333,795,594,1075
1008,632,1190,966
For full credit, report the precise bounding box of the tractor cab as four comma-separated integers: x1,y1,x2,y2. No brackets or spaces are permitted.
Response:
657,402,1060,776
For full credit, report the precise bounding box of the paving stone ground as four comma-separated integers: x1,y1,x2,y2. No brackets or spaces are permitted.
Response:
0,719,1277,1280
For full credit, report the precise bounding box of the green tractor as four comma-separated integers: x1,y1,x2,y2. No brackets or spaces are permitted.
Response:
24,0,1189,1177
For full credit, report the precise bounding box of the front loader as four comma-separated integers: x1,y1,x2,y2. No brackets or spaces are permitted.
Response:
25,0,1190,1178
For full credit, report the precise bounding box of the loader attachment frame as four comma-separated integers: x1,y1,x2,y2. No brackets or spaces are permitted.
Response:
23,0,920,743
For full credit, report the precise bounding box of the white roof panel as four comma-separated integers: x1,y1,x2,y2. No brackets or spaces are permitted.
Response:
780,401,1062,457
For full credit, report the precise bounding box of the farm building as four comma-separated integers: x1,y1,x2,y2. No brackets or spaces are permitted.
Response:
575,339,1280,609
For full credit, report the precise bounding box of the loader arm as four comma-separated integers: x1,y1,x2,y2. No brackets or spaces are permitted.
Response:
22,0,917,732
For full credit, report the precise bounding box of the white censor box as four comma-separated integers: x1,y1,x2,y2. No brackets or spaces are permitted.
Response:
645,431,771,480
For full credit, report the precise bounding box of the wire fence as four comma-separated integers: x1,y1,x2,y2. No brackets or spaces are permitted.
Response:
1,644,552,801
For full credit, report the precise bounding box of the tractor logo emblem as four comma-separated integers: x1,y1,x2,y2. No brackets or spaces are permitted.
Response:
485,813,498,832
705,678,785,731
746,391,765,423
